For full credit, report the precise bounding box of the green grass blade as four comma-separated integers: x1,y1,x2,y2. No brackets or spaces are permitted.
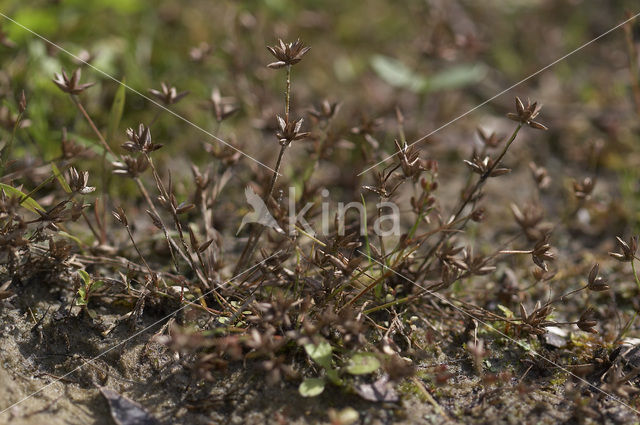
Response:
106,77,126,147
51,162,72,193
0,183,43,213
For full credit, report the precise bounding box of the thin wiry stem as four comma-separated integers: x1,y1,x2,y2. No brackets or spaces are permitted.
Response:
0,111,23,176
70,94,115,237
285,65,291,122
234,144,287,274
417,123,523,275
632,260,640,292
234,66,293,274
70,95,116,158
123,223,153,275
134,176,181,274
145,154,209,288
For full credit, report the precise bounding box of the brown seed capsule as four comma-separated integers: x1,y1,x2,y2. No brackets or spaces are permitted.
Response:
506,96,547,130
587,263,609,292
52,68,95,95
266,39,311,69
276,116,309,146
112,206,128,226
573,177,595,200
577,308,598,334
148,82,189,106
122,124,163,153
67,167,95,194
609,235,638,262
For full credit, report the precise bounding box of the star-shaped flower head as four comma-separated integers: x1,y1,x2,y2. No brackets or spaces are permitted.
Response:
52,68,95,95
267,39,311,69
507,97,547,130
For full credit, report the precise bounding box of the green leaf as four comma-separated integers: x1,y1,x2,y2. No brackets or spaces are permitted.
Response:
304,340,333,369
497,304,515,319
346,352,380,375
107,78,126,147
58,230,84,247
326,368,342,385
76,287,87,305
298,378,325,397
371,55,425,92
0,183,43,213
91,280,105,291
51,162,72,193
77,269,91,286
371,55,487,94
426,64,487,92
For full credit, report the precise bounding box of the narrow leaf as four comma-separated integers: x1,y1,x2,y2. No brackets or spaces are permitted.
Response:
51,162,72,193
370,55,425,92
107,78,126,147
0,183,43,213
58,230,84,246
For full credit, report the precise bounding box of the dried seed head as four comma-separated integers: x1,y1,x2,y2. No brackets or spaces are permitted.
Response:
511,202,545,240
587,263,609,292
573,177,595,200
67,167,95,194
112,206,128,226
395,140,424,179
507,96,547,130
276,116,309,146
529,162,551,190
266,38,311,69
308,100,341,122
577,308,598,333
531,234,554,271
145,209,163,229
477,128,504,148
609,235,638,262
52,68,95,95
122,124,162,153
463,155,510,177
518,301,553,335
204,88,239,122
461,246,495,275
148,82,189,106
112,155,149,178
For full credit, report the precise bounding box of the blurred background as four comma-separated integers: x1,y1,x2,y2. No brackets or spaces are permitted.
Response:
1,0,640,239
